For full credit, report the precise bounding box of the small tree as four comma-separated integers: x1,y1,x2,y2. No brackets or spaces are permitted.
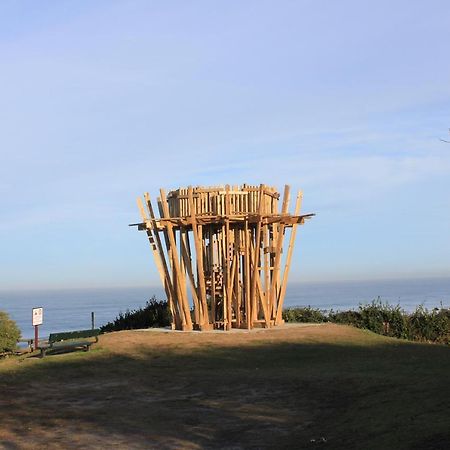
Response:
0,311,21,353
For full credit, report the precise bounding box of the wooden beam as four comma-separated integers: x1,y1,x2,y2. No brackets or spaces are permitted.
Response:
249,240,270,327
159,189,193,331
275,191,303,325
270,185,290,323
250,184,265,323
180,228,201,325
188,187,210,329
244,221,251,329
142,193,180,330
224,185,232,330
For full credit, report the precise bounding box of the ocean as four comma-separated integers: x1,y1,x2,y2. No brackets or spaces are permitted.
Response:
1,277,449,339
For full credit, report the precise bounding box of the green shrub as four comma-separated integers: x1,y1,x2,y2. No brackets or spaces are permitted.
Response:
282,300,448,344
329,309,362,327
358,299,409,339
408,305,449,344
101,296,171,332
283,306,327,323
0,311,21,353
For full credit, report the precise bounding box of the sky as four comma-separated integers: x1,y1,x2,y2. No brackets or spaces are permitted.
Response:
1,0,449,290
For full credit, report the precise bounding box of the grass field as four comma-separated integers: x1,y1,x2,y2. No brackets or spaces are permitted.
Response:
0,323,449,449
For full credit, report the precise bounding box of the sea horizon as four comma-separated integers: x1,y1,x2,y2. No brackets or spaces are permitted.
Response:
1,276,449,339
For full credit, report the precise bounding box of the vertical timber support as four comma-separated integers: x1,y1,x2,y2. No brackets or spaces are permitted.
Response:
276,191,303,325
159,189,193,331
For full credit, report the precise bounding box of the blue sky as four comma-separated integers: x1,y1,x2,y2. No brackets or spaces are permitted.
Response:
1,0,449,289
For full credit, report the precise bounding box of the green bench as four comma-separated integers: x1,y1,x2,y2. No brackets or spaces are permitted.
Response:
39,329,100,358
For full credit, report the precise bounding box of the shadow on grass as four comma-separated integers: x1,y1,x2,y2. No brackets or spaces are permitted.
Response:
0,338,449,449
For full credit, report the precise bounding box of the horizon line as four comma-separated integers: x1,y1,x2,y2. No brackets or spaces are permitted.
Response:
1,274,450,293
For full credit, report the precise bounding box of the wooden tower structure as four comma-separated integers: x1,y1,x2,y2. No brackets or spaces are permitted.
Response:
132,184,313,331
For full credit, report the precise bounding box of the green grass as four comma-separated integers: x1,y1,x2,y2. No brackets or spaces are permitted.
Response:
0,325,449,449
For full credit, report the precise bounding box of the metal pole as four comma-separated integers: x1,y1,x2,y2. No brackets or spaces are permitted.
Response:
91,312,95,330
34,325,39,351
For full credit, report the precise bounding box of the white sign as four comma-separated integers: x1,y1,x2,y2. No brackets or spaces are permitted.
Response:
32,307,43,326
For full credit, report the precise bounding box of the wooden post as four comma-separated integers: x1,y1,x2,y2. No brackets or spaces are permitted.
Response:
159,189,193,331
188,187,210,329
244,221,251,329
235,227,242,327
275,191,303,324
250,184,265,323
180,228,201,325
139,195,179,330
270,185,290,324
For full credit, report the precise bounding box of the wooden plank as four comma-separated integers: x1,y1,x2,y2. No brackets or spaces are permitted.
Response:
176,229,189,313
249,239,270,326
188,187,210,328
224,185,232,330
275,191,303,324
270,185,290,322
220,223,227,329
209,227,216,324
244,220,251,329
180,227,201,325
199,224,212,327
158,197,184,327
137,197,159,274
268,224,275,320
143,193,180,330
263,220,270,319
250,184,265,323
159,189,193,331
234,227,241,327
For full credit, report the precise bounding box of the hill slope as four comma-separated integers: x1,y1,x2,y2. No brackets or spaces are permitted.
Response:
0,324,449,449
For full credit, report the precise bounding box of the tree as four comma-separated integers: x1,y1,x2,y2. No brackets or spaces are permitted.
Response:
0,311,21,353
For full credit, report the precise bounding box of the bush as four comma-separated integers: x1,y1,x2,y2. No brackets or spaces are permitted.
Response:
329,310,362,327
358,299,409,339
408,305,449,344
282,300,449,344
283,306,327,323
101,296,171,332
0,311,21,353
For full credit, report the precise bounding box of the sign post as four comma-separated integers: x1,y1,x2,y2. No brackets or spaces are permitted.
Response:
32,307,43,351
